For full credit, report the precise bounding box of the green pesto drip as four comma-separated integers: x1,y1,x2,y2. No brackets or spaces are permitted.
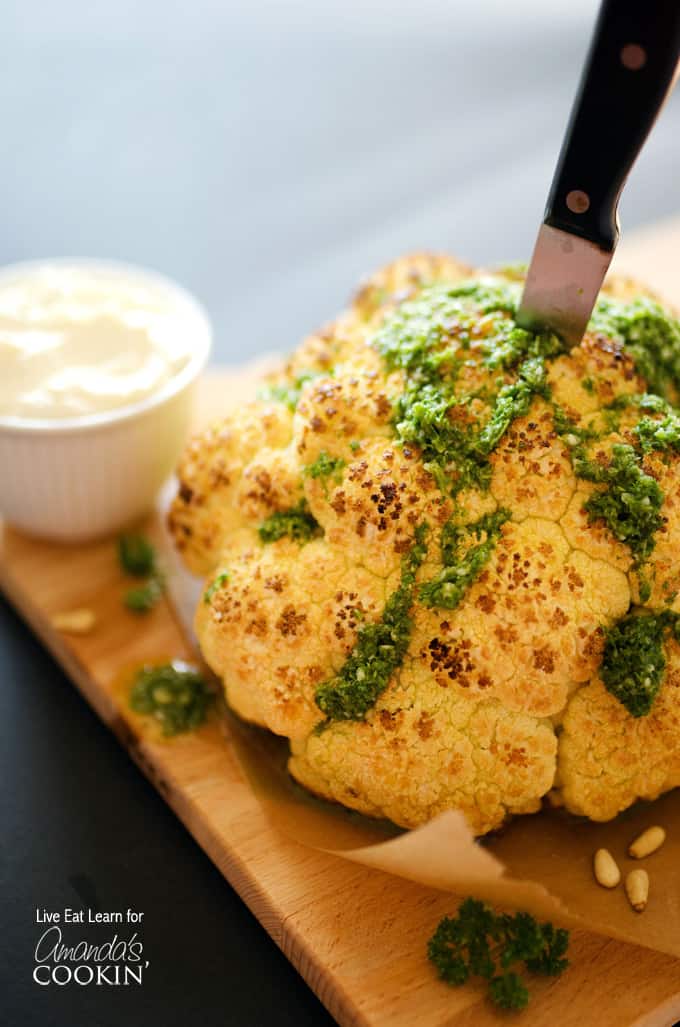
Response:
601,610,680,717
303,451,346,482
130,662,214,735
258,500,321,544
372,282,567,495
476,357,550,452
634,406,680,454
315,524,429,722
590,297,680,402
118,534,156,576
258,370,324,411
420,509,510,610
368,276,680,618
572,443,664,593
203,571,229,604
117,532,165,613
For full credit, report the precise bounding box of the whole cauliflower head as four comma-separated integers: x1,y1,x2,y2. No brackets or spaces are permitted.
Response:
169,254,680,835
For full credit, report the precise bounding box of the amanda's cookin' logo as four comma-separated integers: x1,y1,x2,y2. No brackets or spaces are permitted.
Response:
33,908,149,987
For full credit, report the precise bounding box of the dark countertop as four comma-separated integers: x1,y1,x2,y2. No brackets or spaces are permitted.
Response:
2,3,680,1025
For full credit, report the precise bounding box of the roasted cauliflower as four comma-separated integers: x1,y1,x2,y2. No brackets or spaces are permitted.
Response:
169,253,680,835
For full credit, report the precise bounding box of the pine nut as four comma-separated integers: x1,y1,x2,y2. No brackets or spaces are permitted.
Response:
625,869,649,912
628,826,666,859
51,608,96,635
593,848,620,888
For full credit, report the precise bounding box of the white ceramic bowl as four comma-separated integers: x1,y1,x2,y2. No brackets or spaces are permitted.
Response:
0,259,212,542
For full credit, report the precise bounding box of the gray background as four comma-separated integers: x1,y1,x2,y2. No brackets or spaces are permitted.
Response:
2,0,679,364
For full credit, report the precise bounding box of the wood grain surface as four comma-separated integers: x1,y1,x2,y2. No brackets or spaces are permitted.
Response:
3,222,680,1026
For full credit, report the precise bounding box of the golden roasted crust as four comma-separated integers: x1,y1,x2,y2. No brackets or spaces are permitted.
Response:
170,253,680,832
558,634,680,820
168,402,293,576
289,695,557,835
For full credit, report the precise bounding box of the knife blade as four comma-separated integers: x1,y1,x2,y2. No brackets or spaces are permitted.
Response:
517,0,680,346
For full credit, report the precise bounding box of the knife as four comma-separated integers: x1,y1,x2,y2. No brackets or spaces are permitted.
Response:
517,0,680,346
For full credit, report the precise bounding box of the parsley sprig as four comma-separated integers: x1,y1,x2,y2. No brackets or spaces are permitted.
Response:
117,533,166,613
428,899,569,1011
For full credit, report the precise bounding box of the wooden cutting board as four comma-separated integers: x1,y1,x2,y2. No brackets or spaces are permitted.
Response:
3,222,680,1027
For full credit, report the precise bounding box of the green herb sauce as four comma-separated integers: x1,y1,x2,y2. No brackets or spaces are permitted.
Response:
634,409,680,454
117,532,165,613
258,370,324,411
420,509,510,610
573,444,664,571
118,534,156,576
303,451,346,482
590,297,680,402
124,575,165,613
601,610,680,717
371,282,566,495
203,571,230,604
130,662,214,735
315,524,428,722
258,500,321,544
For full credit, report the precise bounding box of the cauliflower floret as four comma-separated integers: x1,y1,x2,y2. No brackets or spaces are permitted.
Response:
410,519,629,720
558,632,680,820
196,532,390,739
168,402,293,576
289,692,557,835
170,253,680,833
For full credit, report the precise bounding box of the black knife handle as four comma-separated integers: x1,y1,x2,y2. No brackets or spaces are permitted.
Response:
544,0,680,252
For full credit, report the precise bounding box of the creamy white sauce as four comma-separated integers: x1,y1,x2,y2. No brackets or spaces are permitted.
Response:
0,264,195,421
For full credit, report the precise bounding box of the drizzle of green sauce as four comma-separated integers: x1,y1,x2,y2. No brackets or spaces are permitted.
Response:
303,451,346,482
590,297,680,402
315,524,429,722
117,532,166,614
130,662,214,735
258,500,321,544
203,571,230,604
634,408,680,455
601,611,680,717
258,370,323,411
317,276,680,721
573,444,664,582
477,357,550,453
420,509,510,610
372,283,566,495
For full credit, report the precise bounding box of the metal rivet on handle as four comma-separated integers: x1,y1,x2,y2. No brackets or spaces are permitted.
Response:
621,44,647,71
566,190,590,214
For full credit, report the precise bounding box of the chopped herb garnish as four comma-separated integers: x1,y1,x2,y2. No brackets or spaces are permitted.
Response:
371,283,566,497
476,357,550,454
315,524,428,721
258,370,324,411
428,899,569,1012
203,571,230,604
303,451,346,483
124,574,165,613
118,534,156,577
258,500,321,544
634,410,680,455
574,444,664,568
590,296,680,402
420,509,510,610
130,662,213,735
601,610,680,717
118,532,165,613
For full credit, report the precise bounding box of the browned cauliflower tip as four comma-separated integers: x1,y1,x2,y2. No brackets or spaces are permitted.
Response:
169,252,680,835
